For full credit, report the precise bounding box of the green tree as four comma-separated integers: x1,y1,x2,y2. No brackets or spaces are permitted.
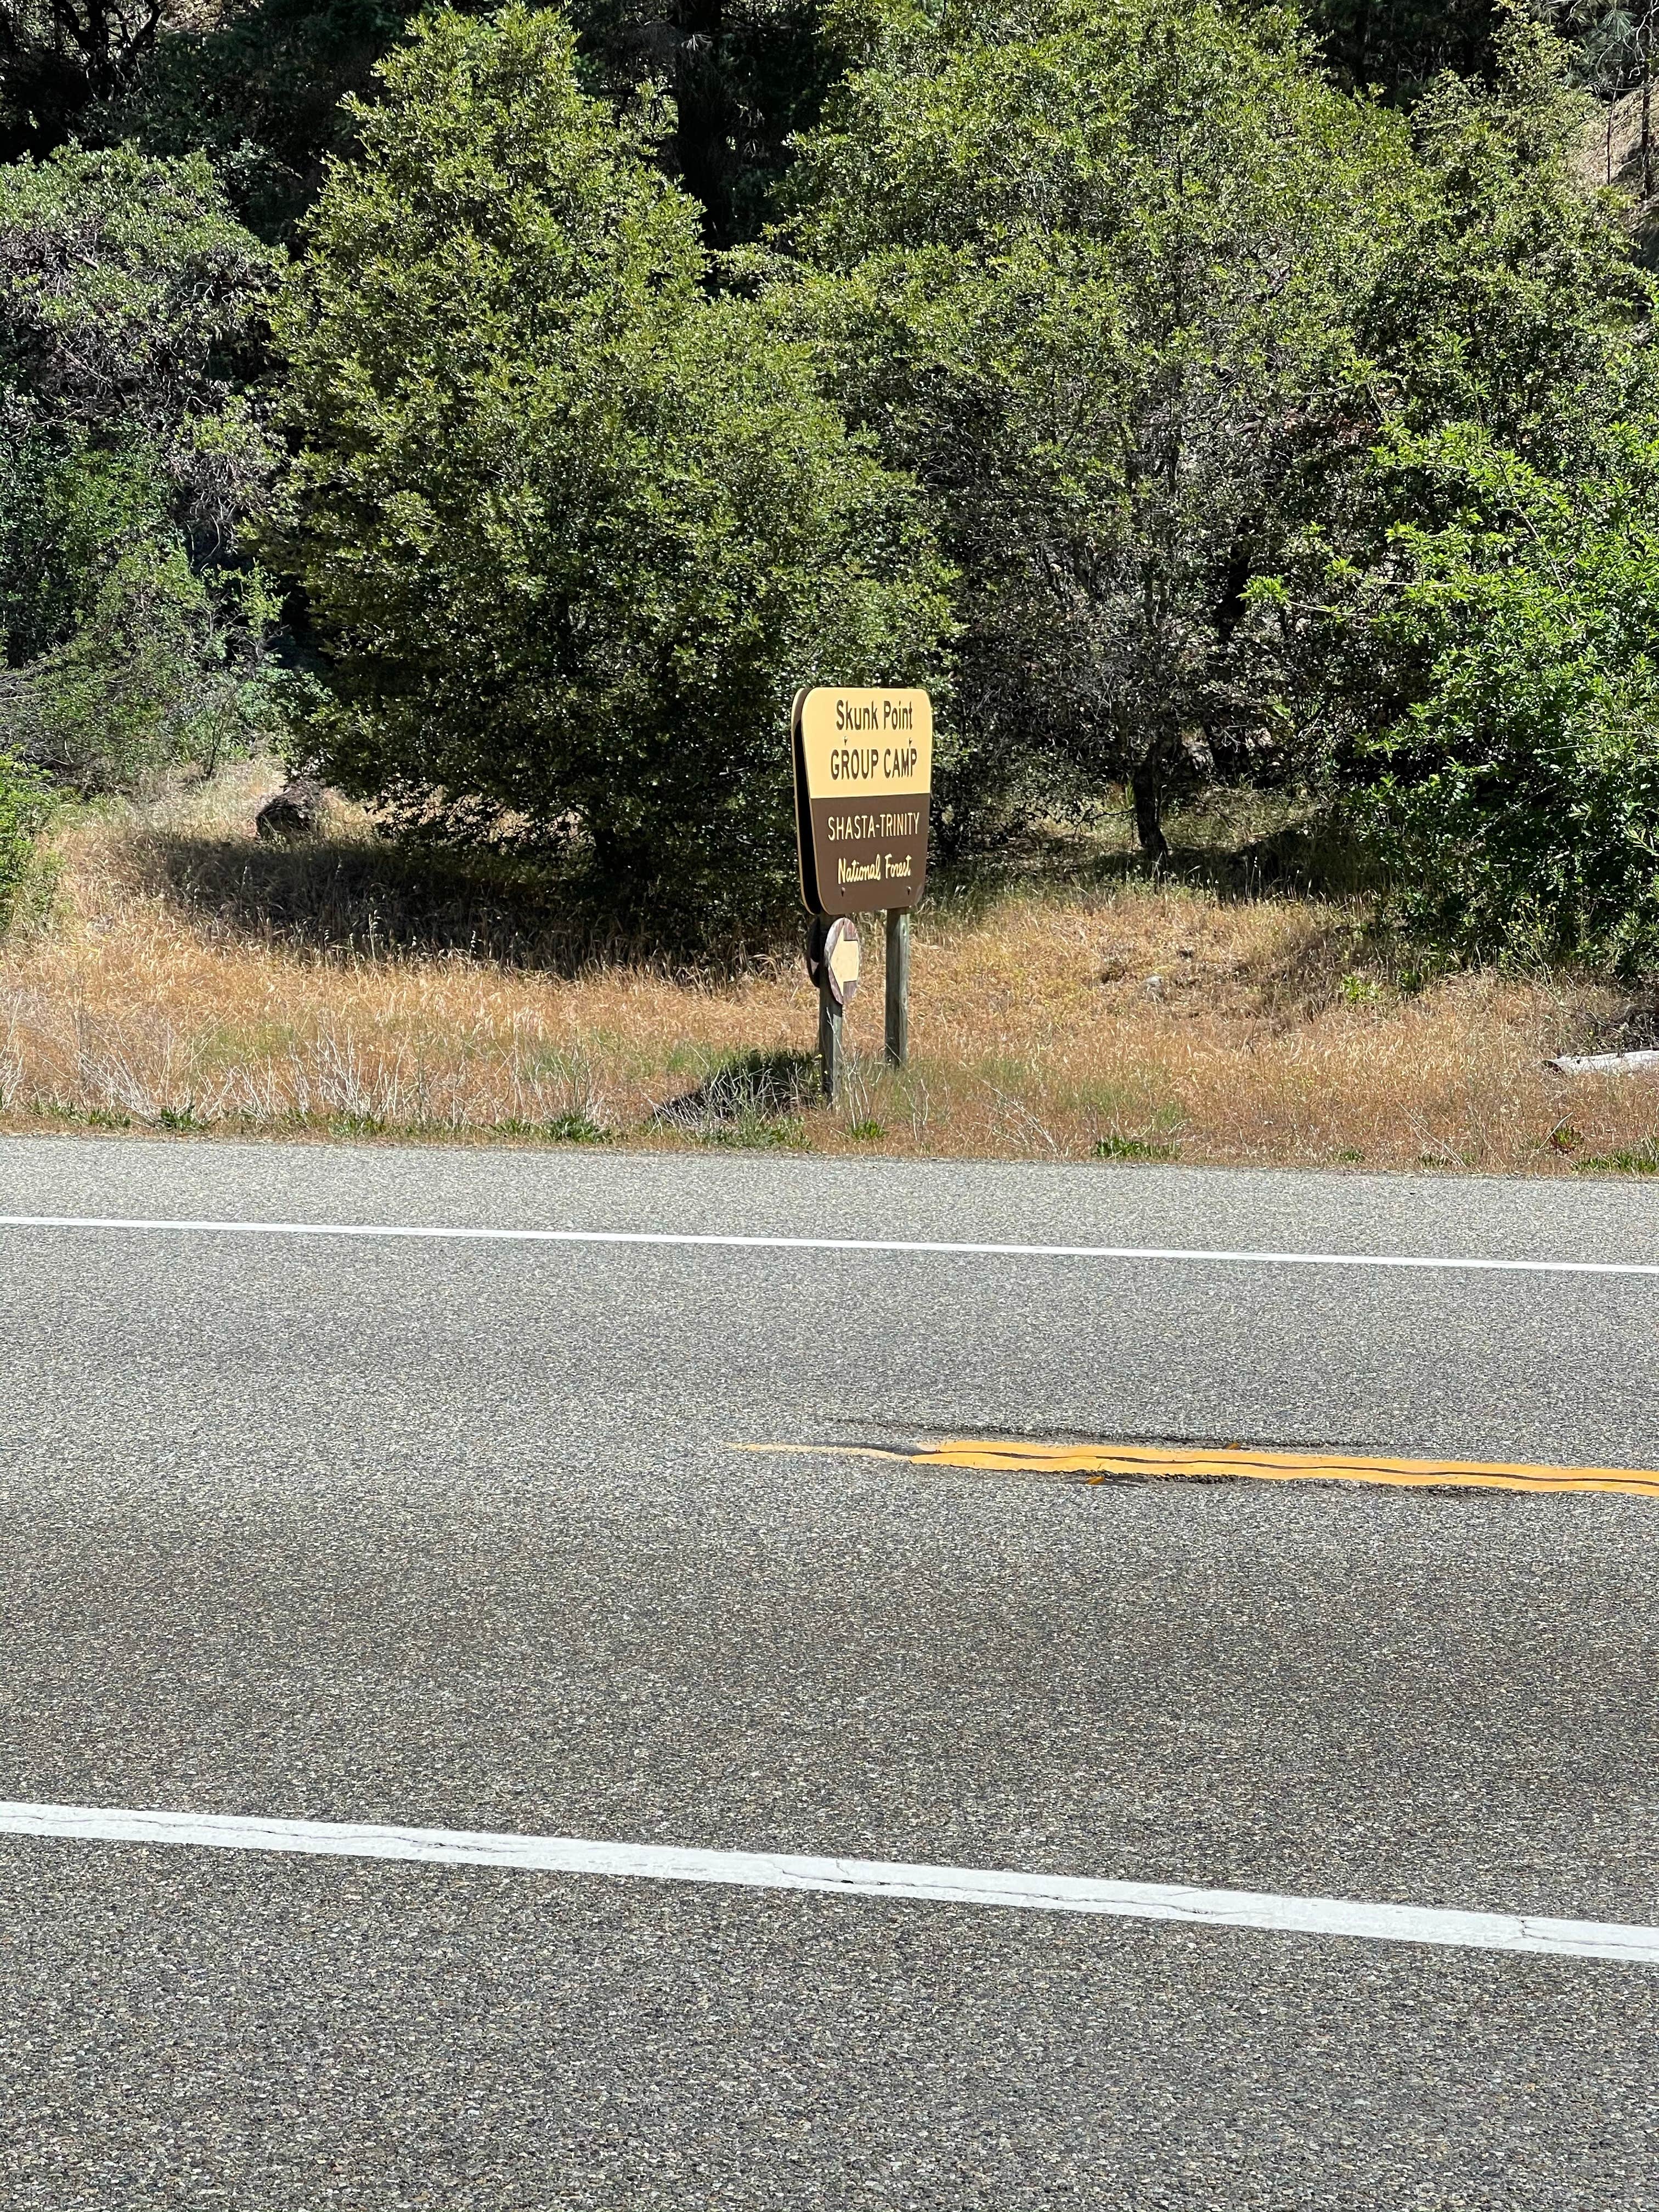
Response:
101,0,837,246
274,5,949,934
574,0,840,246
1347,428,1659,970
1361,10,1651,473
0,144,278,524
0,144,289,785
779,0,1412,857
1279,10,1659,969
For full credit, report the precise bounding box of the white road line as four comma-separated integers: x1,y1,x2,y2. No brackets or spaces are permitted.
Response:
0,1801,1653,1965
1,1214,1657,1278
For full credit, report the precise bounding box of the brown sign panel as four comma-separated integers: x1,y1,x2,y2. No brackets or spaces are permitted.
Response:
792,687,933,918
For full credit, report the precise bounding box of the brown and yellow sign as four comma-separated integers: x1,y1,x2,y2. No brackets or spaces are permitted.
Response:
792,686,933,918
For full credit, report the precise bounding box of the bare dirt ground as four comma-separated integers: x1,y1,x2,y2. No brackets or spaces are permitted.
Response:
2,761,1655,1175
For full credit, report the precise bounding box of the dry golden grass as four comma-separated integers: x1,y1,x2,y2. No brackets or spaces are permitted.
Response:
4,759,1658,1175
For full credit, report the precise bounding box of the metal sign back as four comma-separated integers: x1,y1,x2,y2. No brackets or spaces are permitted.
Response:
825,916,860,1006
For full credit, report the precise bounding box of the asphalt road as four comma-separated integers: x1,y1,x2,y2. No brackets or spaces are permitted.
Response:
1,1134,1657,2208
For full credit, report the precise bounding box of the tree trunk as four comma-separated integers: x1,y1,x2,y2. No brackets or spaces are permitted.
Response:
672,0,733,246
1131,760,1170,865
1643,13,1652,200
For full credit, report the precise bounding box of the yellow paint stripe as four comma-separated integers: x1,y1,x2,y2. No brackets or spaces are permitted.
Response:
911,1440,1659,1498
728,1437,1659,1497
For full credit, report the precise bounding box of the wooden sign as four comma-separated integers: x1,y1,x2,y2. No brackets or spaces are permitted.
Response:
792,687,932,918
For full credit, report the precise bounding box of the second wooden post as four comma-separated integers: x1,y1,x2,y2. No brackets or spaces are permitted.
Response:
885,907,910,1067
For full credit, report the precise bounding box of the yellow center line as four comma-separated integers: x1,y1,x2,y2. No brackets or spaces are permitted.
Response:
729,1440,1659,1498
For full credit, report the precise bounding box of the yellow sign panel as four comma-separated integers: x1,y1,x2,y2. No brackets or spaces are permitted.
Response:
792,687,933,917
797,688,933,798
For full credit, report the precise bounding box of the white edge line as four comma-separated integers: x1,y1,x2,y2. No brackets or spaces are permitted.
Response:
0,1802,1652,1966
1,1215,1656,1278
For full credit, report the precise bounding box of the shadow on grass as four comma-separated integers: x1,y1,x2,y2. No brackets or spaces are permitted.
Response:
122,783,1381,981
653,1047,820,1144
930,796,1385,919
123,830,796,975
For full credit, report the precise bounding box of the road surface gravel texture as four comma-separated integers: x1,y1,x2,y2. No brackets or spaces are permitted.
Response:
0,1135,1655,2209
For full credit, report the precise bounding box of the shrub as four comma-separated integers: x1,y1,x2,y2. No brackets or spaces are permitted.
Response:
1352,432,1659,973
4,537,286,789
274,6,951,939
1278,14,1659,972
0,144,284,790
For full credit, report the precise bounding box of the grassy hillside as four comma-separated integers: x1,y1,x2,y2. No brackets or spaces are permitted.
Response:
4,762,1657,1174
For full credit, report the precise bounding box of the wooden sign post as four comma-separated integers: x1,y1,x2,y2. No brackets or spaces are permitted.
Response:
806,914,862,1103
792,687,932,1098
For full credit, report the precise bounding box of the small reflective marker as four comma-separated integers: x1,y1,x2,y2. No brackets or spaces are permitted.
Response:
825,917,861,1007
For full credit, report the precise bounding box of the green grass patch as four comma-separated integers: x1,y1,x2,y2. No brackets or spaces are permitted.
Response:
1575,1142,1659,1175
496,1112,611,1143
699,1113,809,1151
1094,1133,1177,1163
327,1111,389,1138
20,1098,134,1129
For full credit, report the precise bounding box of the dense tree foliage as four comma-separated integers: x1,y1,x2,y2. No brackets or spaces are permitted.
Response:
574,0,839,246
1367,15,1651,465
780,0,1413,854
0,145,287,785
93,0,836,242
274,7,948,930
1347,431,1659,968
1289,16,1659,968
0,0,166,159
97,0,414,240
1304,0,1498,97
3,0,1657,970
